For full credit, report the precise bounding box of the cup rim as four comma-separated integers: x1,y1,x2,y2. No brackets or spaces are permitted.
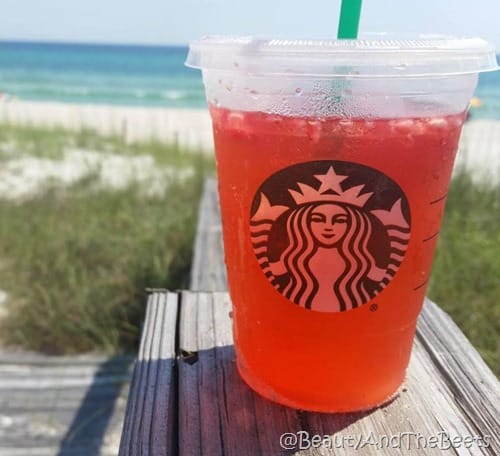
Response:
186,34,499,77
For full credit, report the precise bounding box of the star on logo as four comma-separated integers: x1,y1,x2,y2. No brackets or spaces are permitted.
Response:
288,165,373,207
314,166,349,194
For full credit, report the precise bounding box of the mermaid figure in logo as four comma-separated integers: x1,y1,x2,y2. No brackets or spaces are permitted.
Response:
269,202,386,312
251,166,409,312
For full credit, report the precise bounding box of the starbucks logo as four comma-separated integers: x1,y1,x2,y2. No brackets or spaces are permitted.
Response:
250,161,411,313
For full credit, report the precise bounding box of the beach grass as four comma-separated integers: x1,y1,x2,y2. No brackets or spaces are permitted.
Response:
0,175,208,353
0,123,208,168
0,125,498,376
428,171,500,375
0,123,67,161
0,125,213,353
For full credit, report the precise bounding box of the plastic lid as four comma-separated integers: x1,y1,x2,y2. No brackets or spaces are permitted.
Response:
186,35,499,77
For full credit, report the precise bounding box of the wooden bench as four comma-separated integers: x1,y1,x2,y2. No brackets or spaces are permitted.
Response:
0,352,132,456
119,178,500,455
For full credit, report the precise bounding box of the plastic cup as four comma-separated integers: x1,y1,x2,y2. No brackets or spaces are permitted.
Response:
186,36,498,412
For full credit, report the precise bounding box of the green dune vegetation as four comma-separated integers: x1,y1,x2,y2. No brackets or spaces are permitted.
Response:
0,124,213,353
428,170,500,375
0,124,498,376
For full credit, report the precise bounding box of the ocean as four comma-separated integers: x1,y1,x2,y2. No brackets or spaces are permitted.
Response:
0,41,205,108
1,41,500,118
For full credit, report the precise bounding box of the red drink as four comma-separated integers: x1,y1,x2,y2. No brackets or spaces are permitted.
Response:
187,35,496,411
211,107,465,411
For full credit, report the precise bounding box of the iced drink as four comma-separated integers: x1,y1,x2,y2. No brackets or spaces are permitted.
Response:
187,37,497,411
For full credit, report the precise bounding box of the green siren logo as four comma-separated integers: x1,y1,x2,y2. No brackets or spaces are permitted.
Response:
250,161,411,312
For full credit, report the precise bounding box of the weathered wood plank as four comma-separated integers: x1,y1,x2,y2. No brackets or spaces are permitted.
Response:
118,291,178,456
417,302,500,452
0,448,117,456
0,352,134,366
0,351,132,456
303,305,498,455
177,292,499,455
0,371,130,388
189,179,227,291
183,177,499,455
123,177,499,455
178,291,303,456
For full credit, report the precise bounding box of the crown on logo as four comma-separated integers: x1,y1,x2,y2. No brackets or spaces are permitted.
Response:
288,166,373,208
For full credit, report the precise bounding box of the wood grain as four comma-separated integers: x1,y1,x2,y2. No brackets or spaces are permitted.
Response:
121,177,499,455
189,179,227,292
0,351,132,456
183,178,499,455
174,292,499,456
118,292,178,456
178,291,302,456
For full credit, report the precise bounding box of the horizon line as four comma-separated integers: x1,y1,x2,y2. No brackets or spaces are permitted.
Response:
0,38,189,48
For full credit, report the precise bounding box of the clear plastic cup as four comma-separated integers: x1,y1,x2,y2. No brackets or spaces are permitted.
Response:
186,36,498,412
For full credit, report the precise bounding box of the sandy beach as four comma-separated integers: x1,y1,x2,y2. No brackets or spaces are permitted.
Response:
0,100,214,151
1,99,499,182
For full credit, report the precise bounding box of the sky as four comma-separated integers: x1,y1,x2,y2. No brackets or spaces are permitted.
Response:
1,0,500,48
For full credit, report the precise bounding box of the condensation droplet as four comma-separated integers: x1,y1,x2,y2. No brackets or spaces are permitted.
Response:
295,87,303,95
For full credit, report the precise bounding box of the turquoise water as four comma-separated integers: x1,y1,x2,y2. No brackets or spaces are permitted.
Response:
0,41,499,118
0,41,205,108
474,70,500,119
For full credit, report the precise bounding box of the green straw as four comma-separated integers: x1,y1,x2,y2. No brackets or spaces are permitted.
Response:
337,0,363,39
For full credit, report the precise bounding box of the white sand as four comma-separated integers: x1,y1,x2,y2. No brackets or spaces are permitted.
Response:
456,119,500,183
0,148,193,200
0,99,499,181
0,100,214,151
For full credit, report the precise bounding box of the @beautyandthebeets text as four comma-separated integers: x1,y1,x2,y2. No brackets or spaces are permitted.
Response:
279,430,491,451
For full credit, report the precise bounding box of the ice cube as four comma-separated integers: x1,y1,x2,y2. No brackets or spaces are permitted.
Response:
227,112,246,131
307,120,322,143
426,117,447,128
389,119,415,132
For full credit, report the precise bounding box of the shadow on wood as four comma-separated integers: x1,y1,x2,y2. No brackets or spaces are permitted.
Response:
119,358,177,456
56,356,133,455
179,343,375,456
177,291,499,456
0,351,134,455
119,291,499,455
119,293,178,456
